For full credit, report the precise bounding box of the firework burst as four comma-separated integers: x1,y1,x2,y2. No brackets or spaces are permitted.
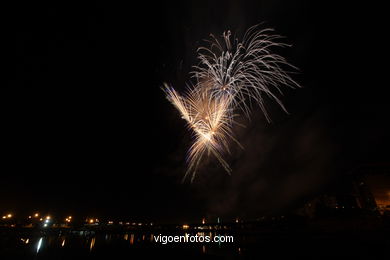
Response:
192,26,300,120
164,84,238,182
164,25,300,182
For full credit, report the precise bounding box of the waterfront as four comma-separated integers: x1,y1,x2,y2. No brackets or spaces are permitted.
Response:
1,227,389,259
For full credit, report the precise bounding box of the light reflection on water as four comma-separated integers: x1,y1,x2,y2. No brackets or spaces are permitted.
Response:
89,237,95,251
27,232,165,251
13,231,237,258
36,237,43,253
20,238,29,244
3,229,388,259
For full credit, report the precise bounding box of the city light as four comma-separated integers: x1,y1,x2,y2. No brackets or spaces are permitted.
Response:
182,224,189,230
2,214,12,219
34,213,39,218
43,215,51,227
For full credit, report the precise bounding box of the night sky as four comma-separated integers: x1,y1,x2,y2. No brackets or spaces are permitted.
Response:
2,1,389,223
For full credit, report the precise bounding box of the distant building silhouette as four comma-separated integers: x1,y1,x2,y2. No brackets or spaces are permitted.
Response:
299,164,390,217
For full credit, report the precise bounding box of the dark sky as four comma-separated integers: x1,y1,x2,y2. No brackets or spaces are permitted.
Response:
2,1,389,223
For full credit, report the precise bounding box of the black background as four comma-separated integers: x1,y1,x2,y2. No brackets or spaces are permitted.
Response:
2,1,389,223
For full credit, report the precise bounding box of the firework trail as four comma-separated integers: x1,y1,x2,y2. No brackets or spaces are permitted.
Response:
164,84,239,182
164,25,300,182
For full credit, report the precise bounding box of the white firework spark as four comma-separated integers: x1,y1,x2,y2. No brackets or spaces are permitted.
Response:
164,84,238,182
164,25,300,181
193,25,300,121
